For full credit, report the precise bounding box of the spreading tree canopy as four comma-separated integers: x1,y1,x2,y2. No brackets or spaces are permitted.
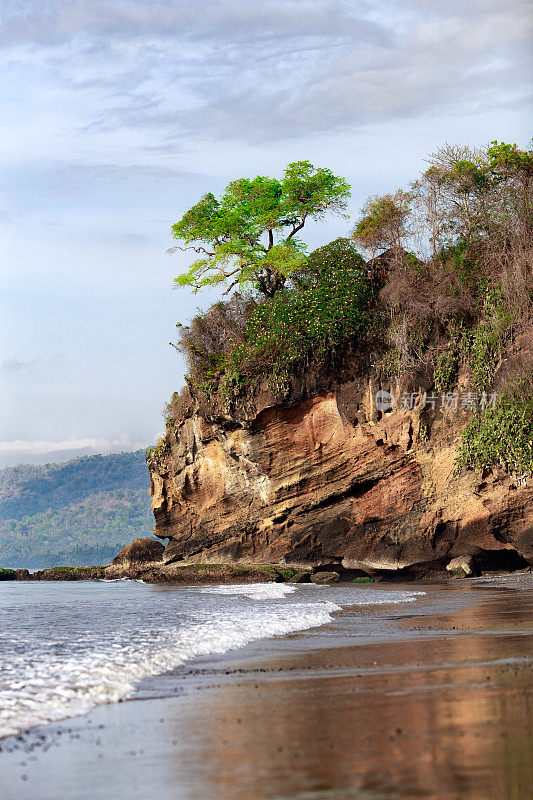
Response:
171,161,350,297
351,190,413,259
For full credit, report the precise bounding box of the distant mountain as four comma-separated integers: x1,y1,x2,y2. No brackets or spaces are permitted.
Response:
0,451,157,569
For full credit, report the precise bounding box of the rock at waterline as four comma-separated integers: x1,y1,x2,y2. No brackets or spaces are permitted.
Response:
446,556,477,578
111,538,165,567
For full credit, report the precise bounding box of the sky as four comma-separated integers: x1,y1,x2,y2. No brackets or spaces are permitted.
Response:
0,0,531,466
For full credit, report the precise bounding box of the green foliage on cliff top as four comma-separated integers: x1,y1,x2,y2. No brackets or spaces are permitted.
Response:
240,238,378,373
352,191,412,258
172,237,379,402
460,287,514,391
432,284,514,393
165,139,533,480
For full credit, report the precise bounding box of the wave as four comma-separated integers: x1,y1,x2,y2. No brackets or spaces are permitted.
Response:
199,582,298,600
0,583,426,739
0,595,339,738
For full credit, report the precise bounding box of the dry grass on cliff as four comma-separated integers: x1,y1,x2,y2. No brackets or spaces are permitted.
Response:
176,295,254,389
497,244,533,323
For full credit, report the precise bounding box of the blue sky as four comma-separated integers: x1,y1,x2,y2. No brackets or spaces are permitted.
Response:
0,0,531,465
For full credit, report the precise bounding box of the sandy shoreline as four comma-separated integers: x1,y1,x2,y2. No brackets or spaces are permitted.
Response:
1,575,531,800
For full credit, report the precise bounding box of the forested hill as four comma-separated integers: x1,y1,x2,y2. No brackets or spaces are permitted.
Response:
0,451,155,569
0,452,149,520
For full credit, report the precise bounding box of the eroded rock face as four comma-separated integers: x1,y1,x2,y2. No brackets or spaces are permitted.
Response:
147,378,533,574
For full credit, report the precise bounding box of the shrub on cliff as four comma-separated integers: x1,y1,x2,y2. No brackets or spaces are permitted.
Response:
175,294,255,389
169,237,378,409
370,139,532,387
242,238,377,373
352,191,413,259
456,380,533,476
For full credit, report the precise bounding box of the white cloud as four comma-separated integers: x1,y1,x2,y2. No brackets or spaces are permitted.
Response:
0,1,529,144
0,434,145,455
0,1,383,47
1,358,39,373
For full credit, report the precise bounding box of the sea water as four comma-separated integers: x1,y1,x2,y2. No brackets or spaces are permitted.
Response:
0,580,425,738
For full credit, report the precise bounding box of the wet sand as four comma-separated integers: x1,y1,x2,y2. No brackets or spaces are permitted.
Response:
1,575,532,800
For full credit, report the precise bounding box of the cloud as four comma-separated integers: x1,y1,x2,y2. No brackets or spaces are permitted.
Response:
0,2,530,145
169,2,532,141
2,158,198,193
0,434,149,466
0,1,384,47
1,354,65,375
0,434,145,455
0,158,202,224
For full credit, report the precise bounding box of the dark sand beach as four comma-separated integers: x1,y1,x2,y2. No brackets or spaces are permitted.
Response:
1,575,531,800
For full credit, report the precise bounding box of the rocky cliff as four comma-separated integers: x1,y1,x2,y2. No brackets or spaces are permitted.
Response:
146,361,533,577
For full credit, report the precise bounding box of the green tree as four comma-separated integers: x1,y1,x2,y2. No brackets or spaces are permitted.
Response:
485,140,533,240
487,140,533,185
171,161,350,297
413,144,491,245
352,190,412,259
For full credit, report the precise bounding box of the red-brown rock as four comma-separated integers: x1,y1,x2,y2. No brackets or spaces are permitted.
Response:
146,374,533,576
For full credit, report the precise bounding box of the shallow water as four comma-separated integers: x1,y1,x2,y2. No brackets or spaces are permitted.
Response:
0,576,531,800
0,580,425,738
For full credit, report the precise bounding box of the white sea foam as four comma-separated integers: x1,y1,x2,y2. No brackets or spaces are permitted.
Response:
200,582,297,600
0,583,426,739
346,589,427,605
0,597,337,738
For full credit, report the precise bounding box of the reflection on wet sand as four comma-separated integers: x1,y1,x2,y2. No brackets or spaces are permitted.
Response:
171,587,532,800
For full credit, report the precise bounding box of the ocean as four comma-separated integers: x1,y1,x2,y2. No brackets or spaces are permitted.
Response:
0,579,426,739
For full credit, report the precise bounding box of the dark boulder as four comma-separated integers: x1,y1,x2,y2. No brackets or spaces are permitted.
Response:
288,571,312,583
111,538,165,567
310,571,340,584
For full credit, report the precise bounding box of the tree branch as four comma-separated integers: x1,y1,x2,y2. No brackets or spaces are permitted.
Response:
286,213,307,240
216,266,241,279
167,245,214,257
222,279,240,296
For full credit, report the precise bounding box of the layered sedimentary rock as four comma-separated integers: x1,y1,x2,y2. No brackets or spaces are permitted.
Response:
147,367,533,575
